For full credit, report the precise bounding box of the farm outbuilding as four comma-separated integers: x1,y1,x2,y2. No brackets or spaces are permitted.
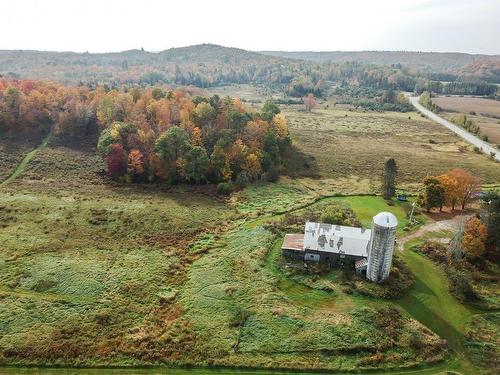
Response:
281,212,398,282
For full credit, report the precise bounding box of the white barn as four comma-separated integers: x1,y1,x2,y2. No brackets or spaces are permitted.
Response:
281,212,398,282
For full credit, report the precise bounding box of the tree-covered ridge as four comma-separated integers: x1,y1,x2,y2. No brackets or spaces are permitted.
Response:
0,79,292,185
262,50,500,78
1,44,497,96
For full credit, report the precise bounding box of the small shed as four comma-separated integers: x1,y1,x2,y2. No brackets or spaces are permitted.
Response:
355,258,368,275
281,234,305,260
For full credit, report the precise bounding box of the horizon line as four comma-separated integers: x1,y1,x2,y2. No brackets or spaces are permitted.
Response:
1,43,500,56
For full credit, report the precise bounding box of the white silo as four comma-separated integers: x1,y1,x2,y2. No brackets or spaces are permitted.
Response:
366,212,398,282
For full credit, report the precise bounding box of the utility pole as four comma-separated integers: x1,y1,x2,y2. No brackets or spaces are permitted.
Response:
449,216,466,261
409,201,416,225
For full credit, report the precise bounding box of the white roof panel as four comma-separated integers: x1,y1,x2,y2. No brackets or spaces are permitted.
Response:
303,221,371,257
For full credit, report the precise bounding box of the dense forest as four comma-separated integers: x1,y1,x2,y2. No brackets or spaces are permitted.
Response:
0,78,292,186
1,44,498,97
262,50,500,80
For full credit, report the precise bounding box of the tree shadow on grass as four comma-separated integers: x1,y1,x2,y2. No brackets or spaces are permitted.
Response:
283,145,320,179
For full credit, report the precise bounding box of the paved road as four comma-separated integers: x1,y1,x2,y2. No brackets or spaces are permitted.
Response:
409,96,500,162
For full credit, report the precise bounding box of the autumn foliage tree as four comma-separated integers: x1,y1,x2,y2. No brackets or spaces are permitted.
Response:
436,173,460,210
127,149,144,180
91,91,292,184
107,144,127,178
461,217,487,261
418,177,445,212
448,168,481,209
0,78,97,137
418,169,480,212
1,79,292,186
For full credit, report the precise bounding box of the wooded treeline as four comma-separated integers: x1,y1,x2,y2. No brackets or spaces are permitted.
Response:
1,45,497,98
0,79,292,185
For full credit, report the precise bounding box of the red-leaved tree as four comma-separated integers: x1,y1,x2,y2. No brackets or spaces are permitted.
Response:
106,143,127,178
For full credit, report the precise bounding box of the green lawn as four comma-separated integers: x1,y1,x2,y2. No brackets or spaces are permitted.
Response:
398,250,474,351
328,195,416,233
396,239,480,375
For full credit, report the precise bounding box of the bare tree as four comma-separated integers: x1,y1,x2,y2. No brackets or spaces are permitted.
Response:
303,93,317,112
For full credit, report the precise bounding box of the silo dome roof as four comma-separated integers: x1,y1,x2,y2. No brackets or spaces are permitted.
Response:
373,211,398,227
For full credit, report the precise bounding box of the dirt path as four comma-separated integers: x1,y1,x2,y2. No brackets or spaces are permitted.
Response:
398,215,469,251
0,132,51,187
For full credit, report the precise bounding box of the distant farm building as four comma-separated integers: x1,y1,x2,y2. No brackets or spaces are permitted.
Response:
281,212,398,282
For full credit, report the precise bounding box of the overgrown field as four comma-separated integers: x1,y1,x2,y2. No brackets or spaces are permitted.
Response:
0,141,450,372
1,93,499,373
0,181,234,364
284,107,500,189
0,132,48,182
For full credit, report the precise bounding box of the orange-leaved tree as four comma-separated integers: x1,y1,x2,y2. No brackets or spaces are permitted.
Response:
436,173,461,210
448,168,481,209
461,217,487,261
127,149,144,177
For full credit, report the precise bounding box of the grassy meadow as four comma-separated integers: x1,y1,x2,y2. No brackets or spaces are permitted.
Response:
285,107,500,189
1,85,499,373
208,84,500,193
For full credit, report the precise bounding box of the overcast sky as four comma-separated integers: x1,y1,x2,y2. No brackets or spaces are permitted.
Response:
2,0,499,54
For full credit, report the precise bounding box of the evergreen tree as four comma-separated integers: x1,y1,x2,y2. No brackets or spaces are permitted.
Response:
382,158,397,200
418,177,445,212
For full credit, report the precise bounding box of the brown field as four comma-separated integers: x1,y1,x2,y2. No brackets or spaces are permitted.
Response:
476,118,500,144
440,111,500,144
284,107,500,192
433,96,500,117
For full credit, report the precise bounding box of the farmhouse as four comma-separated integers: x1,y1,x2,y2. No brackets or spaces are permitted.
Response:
282,212,398,282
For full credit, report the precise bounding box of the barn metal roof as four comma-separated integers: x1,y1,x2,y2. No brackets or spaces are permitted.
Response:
303,221,371,257
282,233,304,251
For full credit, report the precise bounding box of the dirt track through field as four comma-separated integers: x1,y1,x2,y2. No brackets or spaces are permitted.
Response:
398,215,469,251
0,132,51,187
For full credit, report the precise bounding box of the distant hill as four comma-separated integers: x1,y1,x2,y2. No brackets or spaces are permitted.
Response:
0,44,499,91
0,44,295,87
0,44,283,79
158,44,282,64
260,50,500,74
